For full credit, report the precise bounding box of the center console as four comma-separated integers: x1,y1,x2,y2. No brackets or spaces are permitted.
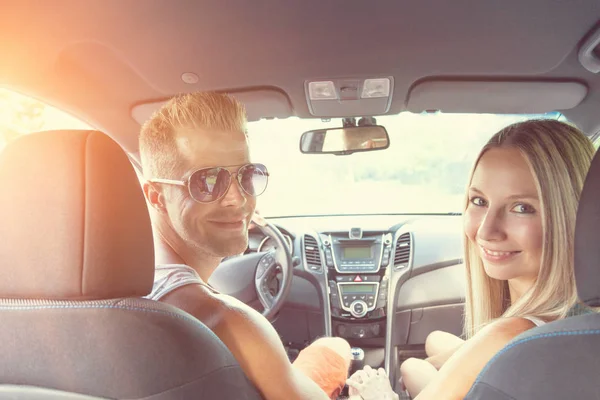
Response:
324,229,394,340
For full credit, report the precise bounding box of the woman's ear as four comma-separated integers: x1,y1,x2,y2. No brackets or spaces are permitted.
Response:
143,182,167,213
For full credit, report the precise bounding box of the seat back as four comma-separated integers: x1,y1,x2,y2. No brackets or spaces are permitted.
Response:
0,130,262,399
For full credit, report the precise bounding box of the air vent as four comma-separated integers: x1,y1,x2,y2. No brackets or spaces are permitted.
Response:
394,233,411,267
304,235,322,271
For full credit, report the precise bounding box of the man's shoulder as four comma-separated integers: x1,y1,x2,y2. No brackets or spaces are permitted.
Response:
162,278,263,332
147,264,203,301
150,265,267,332
176,282,256,315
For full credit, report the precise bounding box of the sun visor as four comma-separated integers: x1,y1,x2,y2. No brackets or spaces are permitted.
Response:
406,81,588,114
131,88,293,125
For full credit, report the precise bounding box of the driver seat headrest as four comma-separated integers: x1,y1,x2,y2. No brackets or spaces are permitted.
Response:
0,130,154,299
575,145,600,307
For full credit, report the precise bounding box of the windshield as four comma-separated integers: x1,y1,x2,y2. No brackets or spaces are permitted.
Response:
247,112,565,218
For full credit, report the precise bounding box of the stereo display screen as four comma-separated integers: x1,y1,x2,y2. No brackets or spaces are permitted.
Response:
342,246,371,259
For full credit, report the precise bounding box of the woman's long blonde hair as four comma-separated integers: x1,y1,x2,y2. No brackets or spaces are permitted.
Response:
464,119,595,338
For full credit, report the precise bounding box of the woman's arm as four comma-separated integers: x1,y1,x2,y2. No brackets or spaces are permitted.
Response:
425,344,464,370
414,317,536,400
425,331,465,357
424,330,466,370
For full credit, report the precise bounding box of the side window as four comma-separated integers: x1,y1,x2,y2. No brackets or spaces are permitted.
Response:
0,88,91,151
594,134,600,151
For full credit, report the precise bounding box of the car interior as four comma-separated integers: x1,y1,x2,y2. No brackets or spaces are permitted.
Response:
2,1,600,399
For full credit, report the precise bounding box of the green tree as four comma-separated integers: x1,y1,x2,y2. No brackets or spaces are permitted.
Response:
594,135,600,151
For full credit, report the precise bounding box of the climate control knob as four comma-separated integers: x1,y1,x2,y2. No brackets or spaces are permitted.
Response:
350,300,368,318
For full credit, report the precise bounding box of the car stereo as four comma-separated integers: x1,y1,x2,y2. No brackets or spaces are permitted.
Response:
322,231,393,273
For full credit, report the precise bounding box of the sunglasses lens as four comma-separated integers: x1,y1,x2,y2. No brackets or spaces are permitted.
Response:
238,163,268,196
188,164,268,202
189,168,230,202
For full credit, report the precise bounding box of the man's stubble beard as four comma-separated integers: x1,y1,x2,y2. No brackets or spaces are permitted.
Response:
190,229,249,258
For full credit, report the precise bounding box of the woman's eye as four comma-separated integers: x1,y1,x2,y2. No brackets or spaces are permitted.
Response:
512,203,536,214
470,197,487,207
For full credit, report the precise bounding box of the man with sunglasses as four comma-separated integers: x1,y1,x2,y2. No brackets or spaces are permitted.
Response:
139,92,351,400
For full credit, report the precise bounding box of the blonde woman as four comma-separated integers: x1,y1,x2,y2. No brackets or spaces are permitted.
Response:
348,119,595,400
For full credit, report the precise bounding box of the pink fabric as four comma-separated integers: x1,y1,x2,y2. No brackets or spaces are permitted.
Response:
293,344,349,399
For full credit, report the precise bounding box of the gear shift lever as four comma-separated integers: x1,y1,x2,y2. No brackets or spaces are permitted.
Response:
338,347,366,399
349,347,365,376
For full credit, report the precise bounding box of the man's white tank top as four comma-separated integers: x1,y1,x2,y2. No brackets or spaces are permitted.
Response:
146,264,209,301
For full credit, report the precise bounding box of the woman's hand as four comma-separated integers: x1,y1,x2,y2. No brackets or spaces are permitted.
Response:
346,365,399,400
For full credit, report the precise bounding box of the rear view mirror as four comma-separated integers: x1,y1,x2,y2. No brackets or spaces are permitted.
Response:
300,125,390,155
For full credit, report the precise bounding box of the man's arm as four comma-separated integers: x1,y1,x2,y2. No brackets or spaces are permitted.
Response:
161,284,335,400
414,317,536,400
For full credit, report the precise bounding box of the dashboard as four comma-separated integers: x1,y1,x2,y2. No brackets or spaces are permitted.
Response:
242,214,467,381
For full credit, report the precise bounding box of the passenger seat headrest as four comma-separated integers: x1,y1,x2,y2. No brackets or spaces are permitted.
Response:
0,130,154,299
575,145,600,307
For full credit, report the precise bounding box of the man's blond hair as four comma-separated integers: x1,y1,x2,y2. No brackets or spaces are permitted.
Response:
139,92,247,178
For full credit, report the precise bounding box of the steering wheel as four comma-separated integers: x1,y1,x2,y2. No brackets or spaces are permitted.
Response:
208,216,294,322
253,221,294,320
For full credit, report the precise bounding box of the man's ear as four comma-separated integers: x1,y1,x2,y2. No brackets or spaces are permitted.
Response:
143,182,167,213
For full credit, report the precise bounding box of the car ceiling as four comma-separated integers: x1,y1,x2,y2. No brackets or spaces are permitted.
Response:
2,0,600,156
